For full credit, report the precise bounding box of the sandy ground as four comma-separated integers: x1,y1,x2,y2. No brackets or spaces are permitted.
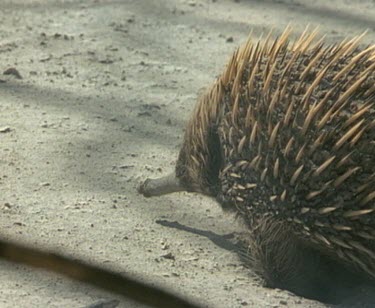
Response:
0,0,374,307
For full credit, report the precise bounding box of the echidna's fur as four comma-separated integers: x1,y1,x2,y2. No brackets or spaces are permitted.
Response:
140,27,375,303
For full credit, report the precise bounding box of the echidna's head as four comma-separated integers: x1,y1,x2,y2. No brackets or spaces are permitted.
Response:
138,80,225,198
175,124,223,196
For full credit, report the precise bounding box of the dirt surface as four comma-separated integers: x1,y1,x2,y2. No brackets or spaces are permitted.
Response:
0,0,374,307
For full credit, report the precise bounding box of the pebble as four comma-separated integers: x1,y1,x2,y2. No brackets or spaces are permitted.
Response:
0,126,11,133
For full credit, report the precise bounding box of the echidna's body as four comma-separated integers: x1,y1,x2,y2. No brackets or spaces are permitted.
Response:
140,28,375,302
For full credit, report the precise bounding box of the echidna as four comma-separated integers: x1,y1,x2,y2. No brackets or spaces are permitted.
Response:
139,27,375,303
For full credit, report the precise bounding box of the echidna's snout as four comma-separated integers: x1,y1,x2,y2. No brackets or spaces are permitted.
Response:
138,172,186,197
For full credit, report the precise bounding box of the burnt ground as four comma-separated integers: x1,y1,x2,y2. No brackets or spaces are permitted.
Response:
0,0,374,307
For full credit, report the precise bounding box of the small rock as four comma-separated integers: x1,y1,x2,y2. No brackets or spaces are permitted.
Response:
161,252,175,260
40,55,52,62
0,126,11,133
13,222,25,226
161,242,170,250
3,67,22,79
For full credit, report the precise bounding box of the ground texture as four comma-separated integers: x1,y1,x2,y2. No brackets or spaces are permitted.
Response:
0,0,374,307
